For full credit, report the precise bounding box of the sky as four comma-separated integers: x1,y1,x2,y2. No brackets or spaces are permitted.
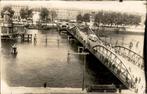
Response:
0,1,146,15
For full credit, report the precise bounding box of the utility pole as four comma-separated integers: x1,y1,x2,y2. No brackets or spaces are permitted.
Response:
82,55,86,91
122,37,124,46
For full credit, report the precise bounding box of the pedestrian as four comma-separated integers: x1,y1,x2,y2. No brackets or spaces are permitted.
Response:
129,67,131,72
115,40,118,46
138,77,141,83
135,77,138,83
34,34,37,39
119,85,122,94
136,41,139,48
34,34,37,43
129,41,133,49
43,82,47,88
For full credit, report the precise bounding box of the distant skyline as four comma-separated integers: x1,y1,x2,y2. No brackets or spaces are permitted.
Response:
0,1,146,15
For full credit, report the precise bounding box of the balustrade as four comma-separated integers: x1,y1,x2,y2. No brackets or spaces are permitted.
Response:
113,46,144,70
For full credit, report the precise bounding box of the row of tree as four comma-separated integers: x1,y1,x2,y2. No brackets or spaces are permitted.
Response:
1,6,57,22
76,13,90,23
1,6,14,18
1,6,141,26
20,7,33,19
94,11,141,26
76,11,141,27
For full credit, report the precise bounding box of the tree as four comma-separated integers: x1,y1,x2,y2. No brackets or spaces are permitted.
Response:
76,14,83,23
39,8,49,22
83,13,90,22
94,11,103,26
20,7,33,19
28,9,33,18
50,10,57,22
129,14,141,26
1,6,14,18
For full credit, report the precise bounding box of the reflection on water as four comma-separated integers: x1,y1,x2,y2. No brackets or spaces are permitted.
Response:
1,28,144,88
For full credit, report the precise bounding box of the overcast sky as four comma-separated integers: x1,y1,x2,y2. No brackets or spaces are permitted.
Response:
0,1,146,15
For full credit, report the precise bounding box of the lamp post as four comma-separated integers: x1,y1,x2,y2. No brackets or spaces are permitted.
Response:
67,51,89,91
82,55,86,91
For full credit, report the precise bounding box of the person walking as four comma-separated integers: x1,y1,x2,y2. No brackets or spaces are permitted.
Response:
43,82,47,88
119,85,122,94
129,41,133,49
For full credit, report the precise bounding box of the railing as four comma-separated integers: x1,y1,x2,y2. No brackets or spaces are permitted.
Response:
67,26,135,90
89,26,144,70
91,44,135,89
113,46,144,70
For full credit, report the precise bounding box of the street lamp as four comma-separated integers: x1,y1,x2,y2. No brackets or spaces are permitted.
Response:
67,50,89,91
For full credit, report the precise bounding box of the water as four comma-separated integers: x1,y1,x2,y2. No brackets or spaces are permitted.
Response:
1,28,144,88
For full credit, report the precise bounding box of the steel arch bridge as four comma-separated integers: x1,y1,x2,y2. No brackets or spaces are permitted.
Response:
58,23,145,94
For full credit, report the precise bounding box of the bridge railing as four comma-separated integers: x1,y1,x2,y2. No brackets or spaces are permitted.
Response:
91,44,135,89
68,26,135,90
88,27,144,70
113,46,144,70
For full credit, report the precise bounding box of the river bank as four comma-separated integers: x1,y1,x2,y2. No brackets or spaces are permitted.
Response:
91,26,144,37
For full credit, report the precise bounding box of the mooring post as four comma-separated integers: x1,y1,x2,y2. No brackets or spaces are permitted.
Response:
57,38,59,48
67,51,70,63
45,34,48,46
28,34,29,42
34,34,37,44
22,34,24,42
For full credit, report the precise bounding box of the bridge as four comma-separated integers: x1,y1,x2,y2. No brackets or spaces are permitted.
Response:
58,23,145,94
